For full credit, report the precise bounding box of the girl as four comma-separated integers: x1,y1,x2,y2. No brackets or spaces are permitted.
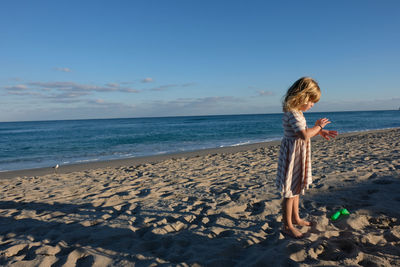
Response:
276,77,338,238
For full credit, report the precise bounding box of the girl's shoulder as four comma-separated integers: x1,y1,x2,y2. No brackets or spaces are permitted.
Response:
284,110,305,123
284,110,303,117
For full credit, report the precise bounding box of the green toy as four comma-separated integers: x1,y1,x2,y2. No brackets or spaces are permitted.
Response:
331,208,350,221
341,208,350,215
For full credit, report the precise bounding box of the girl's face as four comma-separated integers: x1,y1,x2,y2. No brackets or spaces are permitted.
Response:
299,101,314,112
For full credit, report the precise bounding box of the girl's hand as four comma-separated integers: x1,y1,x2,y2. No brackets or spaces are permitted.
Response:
315,118,330,129
319,129,338,140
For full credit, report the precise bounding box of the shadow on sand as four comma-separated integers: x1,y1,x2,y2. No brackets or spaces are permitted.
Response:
0,173,399,266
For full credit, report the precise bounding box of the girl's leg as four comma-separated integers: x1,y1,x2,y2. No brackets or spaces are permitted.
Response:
292,195,312,226
282,197,303,238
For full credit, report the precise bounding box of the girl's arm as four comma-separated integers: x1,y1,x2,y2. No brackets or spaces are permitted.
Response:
296,118,330,140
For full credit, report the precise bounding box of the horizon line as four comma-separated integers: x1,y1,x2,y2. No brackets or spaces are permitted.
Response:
1,108,398,124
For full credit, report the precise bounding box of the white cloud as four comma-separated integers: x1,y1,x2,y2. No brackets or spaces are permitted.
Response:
86,99,107,105
1,80,239,121
47,91,89,100
122,88,140,93
2,81,142,107
149,83,195,91
120,81,134,85
5,84,28,91
149,84,177,91
182,83,196,87
257,90,274,96
106,83,119,88
142,77,153,83
129,96,254,117
5,81,140,94
28,81,115,92
54,67,72,72
7,91,42,97
2,79,197,109
6,80,194,96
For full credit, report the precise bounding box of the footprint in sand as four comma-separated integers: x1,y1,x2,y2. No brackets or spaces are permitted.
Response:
245,201,265,215
137,189,151,197
368,216,397,230
76,255,95,266
53,248,93,266
288,243,307,262
358,257,391,267
316,238,359,261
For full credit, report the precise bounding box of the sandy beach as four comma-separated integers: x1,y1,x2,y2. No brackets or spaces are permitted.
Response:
1,128,399,266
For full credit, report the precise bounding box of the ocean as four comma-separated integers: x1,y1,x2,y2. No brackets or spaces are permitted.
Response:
1,110,399,172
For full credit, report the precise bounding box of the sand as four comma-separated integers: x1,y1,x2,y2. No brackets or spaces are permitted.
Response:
0,128,399,266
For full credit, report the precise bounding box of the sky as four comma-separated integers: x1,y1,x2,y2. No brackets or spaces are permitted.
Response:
1,0,399,122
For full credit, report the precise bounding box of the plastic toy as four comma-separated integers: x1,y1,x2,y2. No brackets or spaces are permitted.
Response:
331,208,350,221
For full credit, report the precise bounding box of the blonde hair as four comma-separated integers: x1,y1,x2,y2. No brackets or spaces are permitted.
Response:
283,77,321,112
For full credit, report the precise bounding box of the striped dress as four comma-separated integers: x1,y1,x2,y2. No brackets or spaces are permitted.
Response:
276,111,312,198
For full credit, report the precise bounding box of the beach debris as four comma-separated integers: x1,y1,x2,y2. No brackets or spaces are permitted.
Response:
331,208,350,221
53,164,59,174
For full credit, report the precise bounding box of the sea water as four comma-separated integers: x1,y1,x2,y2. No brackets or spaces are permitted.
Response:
0,110,399,172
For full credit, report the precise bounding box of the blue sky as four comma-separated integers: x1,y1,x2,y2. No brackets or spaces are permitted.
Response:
1,0,399,122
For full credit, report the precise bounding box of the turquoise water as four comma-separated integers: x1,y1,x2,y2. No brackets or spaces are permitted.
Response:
0,110,399,172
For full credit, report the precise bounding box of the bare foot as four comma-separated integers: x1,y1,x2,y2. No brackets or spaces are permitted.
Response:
282,226,303,238
293,218,312,227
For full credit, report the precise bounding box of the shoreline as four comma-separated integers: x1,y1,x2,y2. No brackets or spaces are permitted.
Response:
1,127,399,266
1,127,398,179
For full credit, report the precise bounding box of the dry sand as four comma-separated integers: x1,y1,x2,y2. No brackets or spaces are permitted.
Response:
0,128,399,266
